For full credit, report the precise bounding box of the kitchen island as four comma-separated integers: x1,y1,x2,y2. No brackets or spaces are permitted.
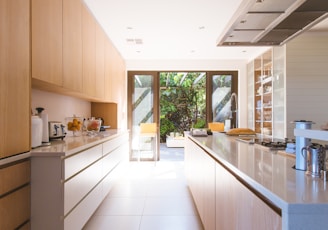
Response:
185,132,328,230
30,130,129,230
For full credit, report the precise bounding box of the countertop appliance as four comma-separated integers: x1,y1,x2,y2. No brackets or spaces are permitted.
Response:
49,121,66,140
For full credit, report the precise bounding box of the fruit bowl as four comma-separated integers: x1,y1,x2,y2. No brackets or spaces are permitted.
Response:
65,116,83,136
86,118,102,135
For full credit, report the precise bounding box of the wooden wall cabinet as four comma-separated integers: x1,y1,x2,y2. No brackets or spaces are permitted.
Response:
32,0,126,104
63,0,83,93
32,0,63,86
0,0,30,158
82,4,97,98
1,0,31,228
95,23,105,99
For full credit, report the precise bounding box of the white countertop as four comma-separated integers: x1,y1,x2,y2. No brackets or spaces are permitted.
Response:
31,129,128,158
189,132,328,214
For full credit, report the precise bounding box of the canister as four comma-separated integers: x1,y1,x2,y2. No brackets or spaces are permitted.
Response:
31,115,43,148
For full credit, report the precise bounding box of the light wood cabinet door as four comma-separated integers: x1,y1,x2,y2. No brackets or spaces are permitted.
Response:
63,0,83,92
95,23,105,99
0,160,31,229
82,4,96,98
32,0,63,86
104,39,114,102
216,163,237,230
216,162,282,230
0,0,30,158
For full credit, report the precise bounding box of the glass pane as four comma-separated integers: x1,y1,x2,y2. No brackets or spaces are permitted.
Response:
159,72,206,142
131,74,154,159
212,75,237,128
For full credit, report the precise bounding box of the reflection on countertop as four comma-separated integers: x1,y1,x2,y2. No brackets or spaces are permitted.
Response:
31,129,128,157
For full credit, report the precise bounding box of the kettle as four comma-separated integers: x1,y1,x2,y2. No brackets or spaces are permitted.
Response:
302,143,326,177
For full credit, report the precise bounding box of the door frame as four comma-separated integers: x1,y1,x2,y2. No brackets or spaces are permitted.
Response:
127,71,160,161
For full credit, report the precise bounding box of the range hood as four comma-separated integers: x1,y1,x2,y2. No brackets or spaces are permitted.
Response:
217,0,328,46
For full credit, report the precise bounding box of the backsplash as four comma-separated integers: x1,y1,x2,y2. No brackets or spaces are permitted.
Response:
31,89,91,123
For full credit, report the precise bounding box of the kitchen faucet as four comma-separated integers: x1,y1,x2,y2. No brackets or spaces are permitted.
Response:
230,92,238,128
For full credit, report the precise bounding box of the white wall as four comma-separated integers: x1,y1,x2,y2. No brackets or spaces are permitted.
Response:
285,31,328,138
31,89,91,123
126,59,249,128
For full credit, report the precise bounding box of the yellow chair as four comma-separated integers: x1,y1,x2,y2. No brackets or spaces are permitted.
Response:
208,122,224,132
139,123,158,163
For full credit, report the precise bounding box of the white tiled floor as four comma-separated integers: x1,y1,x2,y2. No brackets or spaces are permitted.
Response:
83,146,203,230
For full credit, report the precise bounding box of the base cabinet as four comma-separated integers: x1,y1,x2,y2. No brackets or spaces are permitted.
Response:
0,159,31,229
31,133,129,230
216,163,282,230
185,137,282,230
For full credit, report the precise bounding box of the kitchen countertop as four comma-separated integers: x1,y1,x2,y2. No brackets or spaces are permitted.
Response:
31,129,128,157
189,132,328,222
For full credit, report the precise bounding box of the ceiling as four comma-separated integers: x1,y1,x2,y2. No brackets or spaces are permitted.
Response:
83,0,328,61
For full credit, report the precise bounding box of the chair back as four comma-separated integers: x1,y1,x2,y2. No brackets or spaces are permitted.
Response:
140,123,157,134
208,122,224,132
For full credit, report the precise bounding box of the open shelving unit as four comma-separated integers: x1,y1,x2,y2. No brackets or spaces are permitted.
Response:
254,49,273,137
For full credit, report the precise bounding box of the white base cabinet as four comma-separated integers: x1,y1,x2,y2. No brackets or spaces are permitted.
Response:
31,132,129,230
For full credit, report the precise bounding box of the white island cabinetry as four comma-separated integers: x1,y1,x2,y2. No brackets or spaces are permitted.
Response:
31,131,129,230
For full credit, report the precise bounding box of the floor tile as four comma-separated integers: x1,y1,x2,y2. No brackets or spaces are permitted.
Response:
84,216,141,230
140,216,203,230
143,197,198,216
94,197,146,216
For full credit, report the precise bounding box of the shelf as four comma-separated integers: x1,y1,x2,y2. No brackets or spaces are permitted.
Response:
262,76,272,84
294,129,328,142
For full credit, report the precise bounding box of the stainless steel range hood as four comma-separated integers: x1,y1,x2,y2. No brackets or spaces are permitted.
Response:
217,0,328,46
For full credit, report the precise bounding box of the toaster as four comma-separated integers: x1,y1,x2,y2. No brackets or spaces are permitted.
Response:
49,121,66,140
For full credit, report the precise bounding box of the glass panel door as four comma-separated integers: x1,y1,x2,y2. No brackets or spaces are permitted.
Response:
127,72,159,161
208,71,238,129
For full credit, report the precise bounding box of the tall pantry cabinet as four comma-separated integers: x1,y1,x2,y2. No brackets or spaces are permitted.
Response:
0,0,31,229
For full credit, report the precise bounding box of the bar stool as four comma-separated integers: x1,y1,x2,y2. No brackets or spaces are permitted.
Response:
138,123,158,164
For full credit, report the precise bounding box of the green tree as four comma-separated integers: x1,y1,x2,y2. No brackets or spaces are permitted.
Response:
159,72,206,142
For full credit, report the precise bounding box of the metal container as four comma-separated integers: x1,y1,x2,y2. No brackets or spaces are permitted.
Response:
292,120,314,171
302,143,326,177
31,115,42,148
